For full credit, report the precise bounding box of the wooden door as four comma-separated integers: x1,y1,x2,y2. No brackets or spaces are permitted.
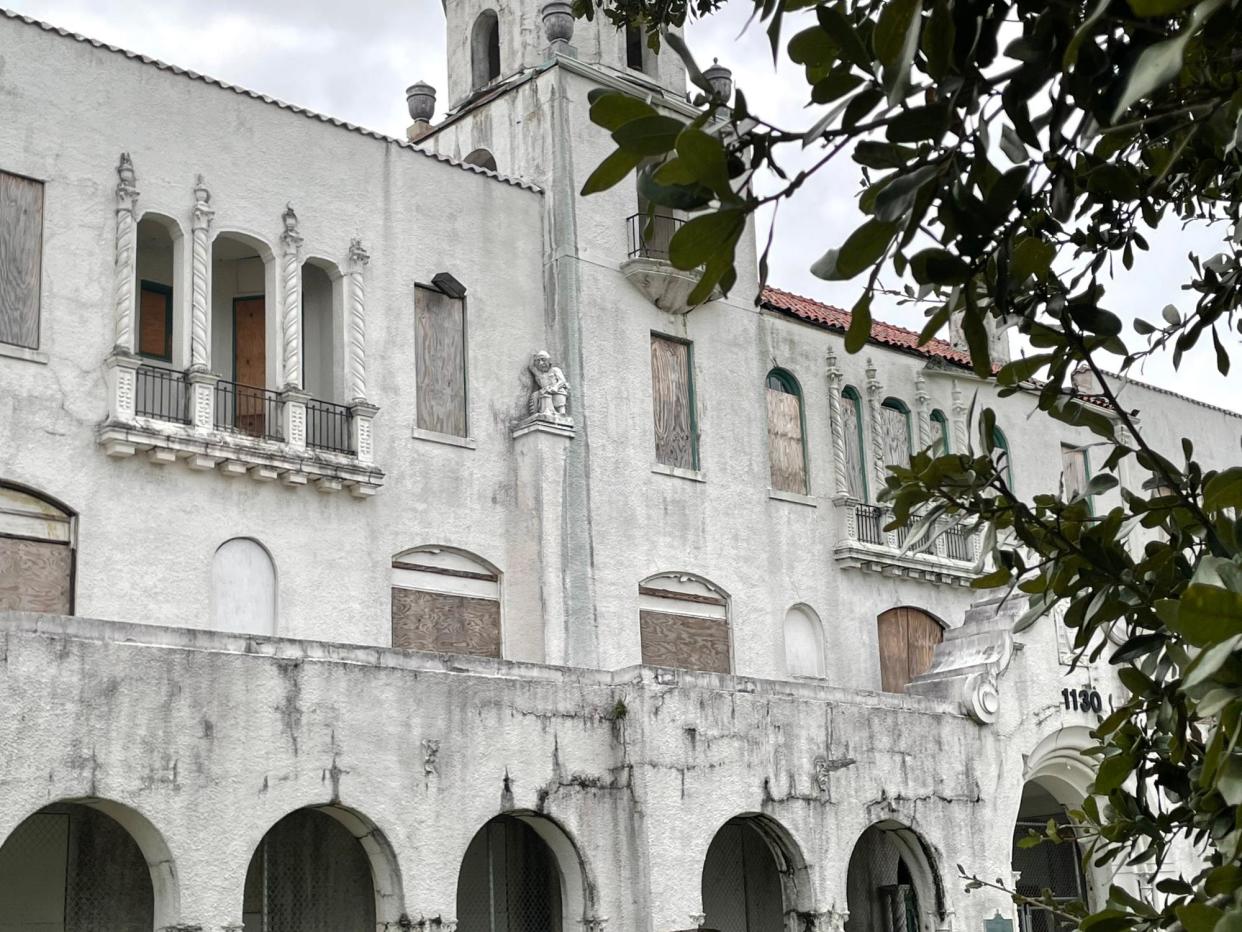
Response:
233,298,266,436
877,607,944,693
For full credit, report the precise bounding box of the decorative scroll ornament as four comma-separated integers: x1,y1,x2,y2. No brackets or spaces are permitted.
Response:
347,237,370,403
113,153,140,351
190,175,215,371
280,204,304,389
826,349,849,497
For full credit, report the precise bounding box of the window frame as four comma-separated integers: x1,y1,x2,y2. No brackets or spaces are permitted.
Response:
841,385,869,502
1061,442,1093,513
929,408,949,454
0,168,46,352
765,367,809,495
880,396,914,468
137,279,174,363
649,332,700,471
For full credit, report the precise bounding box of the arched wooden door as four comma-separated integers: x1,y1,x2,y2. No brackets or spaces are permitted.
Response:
877,608,944,693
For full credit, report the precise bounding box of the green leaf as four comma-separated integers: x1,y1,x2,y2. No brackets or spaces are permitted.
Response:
972,567,1012,589
873,164,941,223
816,5,871,70
1184,634,1242,689
788,25,837,68
1093,754,1134,794
613,115,685,156
910,248,970,285
997,353,1054,386
813,71,865,104
1000,124,1029,164
1128,0,1198,14
1176,904,1224,932
581,148,641,195
675,129,732,197
1175,584,1242,647
853,141,918,170
589,92,656,131
875,0,923,104
1204,468,1242,512
667,210,745,271
922,0,954,80
886,103,950,142
845,293,872,354
1011,237,1055,280
1218,755,1242,805
1065,0,1110,68
811,219,898,281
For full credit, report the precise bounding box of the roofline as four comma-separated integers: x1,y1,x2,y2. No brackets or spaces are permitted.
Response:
0,7,541,194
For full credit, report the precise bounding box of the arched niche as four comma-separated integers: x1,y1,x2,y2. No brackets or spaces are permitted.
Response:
210,537,277,636
638,571,731,674
464,148,498,172
0,480,76,615
845,820,944,932
241,805,403,931
391,545,502,657
784,603,825,678
0,797,180,930
700,813,814,931
471,10,501,89
456,811,592,930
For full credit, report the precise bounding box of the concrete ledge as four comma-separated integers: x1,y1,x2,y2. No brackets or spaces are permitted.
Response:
651,463,706,483
411,428,478,449
0,341,50,364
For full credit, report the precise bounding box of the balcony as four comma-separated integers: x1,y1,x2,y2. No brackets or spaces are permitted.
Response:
98,353,381,496
833,500,978,585
620,212,722,314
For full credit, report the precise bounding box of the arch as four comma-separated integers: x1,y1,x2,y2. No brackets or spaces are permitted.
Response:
928,409,949,454
701,813,814,930
210,537,277,636
300,257,342,412
471,9,501,89
135,213,184,366
242,804,402,931
464,148,499,172
845,820,944,932
841,385,868,501
0,797,180,929
456,811,592,930
212,232,277,436
876,607,945,693
880,396,913,469
766,368,808,495
638,571,731,674
992,426,1014,487
0,479,76,615
391,545,502,657
783,603,825,678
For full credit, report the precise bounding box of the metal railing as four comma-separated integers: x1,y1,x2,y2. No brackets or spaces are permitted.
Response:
944,523,974,562
214,379,283,441
306,398,354,454
896,519,938,554
627,212,683,261
854,503,886,545
135,365,190,424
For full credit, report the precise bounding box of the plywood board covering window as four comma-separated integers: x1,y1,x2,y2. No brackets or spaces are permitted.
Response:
0,484,73,615
766,371,806,494
415,287,468,437
0,171,44,349
842,388,867,500
650,334,696,469
1061,444,1090,503
392,548,500,657
877,607,944,693
638,575,729,673
881,400,912,469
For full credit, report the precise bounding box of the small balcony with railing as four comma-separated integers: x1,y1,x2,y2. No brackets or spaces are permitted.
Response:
620,211,722,314
834,500,979,586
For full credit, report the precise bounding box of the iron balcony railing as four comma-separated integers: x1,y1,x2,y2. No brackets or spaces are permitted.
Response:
854,503,886,545
214,379,284,442
306,397,354,455
627,212,683,261
944,523,974,562
135,364,190,424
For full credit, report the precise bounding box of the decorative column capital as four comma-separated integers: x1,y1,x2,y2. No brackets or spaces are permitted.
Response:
348,236,370,271
280,203,303,254
865,356,881,397
192,175,214,229
115,152,139,212
826,348,842,386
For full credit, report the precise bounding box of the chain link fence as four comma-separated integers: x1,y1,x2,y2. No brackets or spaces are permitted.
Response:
700,818,785,932
457,816,562,932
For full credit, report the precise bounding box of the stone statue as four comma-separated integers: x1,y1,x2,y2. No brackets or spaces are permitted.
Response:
528,350,569,418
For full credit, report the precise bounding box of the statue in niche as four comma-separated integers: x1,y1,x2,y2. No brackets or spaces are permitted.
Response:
527,350,569,419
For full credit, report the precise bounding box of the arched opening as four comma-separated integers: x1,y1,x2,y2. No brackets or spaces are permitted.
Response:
457,813,590,931
133,214,188,423
242,807,382,932
701,814,811,931
783,604,824,678
301,259,349,452
0,800,178,930
625,23,654,73
1012,781,1089,932
845,821,943,932
213,232,275,438
841,385,868,501
639,571,730,674
880,397,912,470
471,10,501,89
391,545,502,657
464,148,499,172
929,409,949,454
0,481,75,614
766,368,808,495
876,607,945,693
210,537,277,636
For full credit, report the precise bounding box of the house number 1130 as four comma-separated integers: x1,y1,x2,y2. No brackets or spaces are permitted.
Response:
1062,687,1103,713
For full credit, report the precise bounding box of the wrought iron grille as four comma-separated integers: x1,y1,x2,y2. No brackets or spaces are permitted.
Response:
627,212,683,260
306,397,354,454
135,364,190,424
944,524,974,562
855,503,886,545
457,816,562,932
1013,817,1086,932
215,379,284,441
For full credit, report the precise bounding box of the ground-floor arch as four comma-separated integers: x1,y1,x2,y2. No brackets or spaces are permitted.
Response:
701,814,813,932
845,821,943,932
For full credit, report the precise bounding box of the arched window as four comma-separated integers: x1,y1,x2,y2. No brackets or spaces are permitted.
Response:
841,386,868,501
391,546,501,657
992,426,1013,487
783,605,824,677
876,606,944,693
210,538,276,635
880,397,912,469
0,481,75,614
639,572,730,674
471,10,501,89
463,148,498,172
766,369,807,495
929,409,949,454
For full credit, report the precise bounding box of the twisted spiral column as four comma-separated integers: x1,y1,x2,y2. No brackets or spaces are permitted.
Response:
826,349,849,497
190,176,214,370
347,238,370,403
113,153,139,352
951,379,969,453
279,205,303,389
866,357,887,489
915,372,931,450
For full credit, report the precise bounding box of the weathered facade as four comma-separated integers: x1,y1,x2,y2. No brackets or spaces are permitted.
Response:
0,4,1237,932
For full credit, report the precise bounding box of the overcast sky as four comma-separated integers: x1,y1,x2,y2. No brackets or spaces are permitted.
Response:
8,0,1237,411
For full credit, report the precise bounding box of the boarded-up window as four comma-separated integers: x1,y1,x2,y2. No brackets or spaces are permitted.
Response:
766,370,806,494
880,399,911,469
650,334,697,469
415,286,467,437
1062,444,1090,504
392,547,501,657
930,409,949,454
877,606,944,693
0,171,44,349
639,573,730,673
0,484,73,615
842,387,867,500
138,282,172,360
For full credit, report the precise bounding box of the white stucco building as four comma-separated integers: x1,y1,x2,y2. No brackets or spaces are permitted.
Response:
0,4,1237,931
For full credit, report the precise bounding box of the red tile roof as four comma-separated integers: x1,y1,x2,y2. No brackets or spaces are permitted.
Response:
760,286,973,368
